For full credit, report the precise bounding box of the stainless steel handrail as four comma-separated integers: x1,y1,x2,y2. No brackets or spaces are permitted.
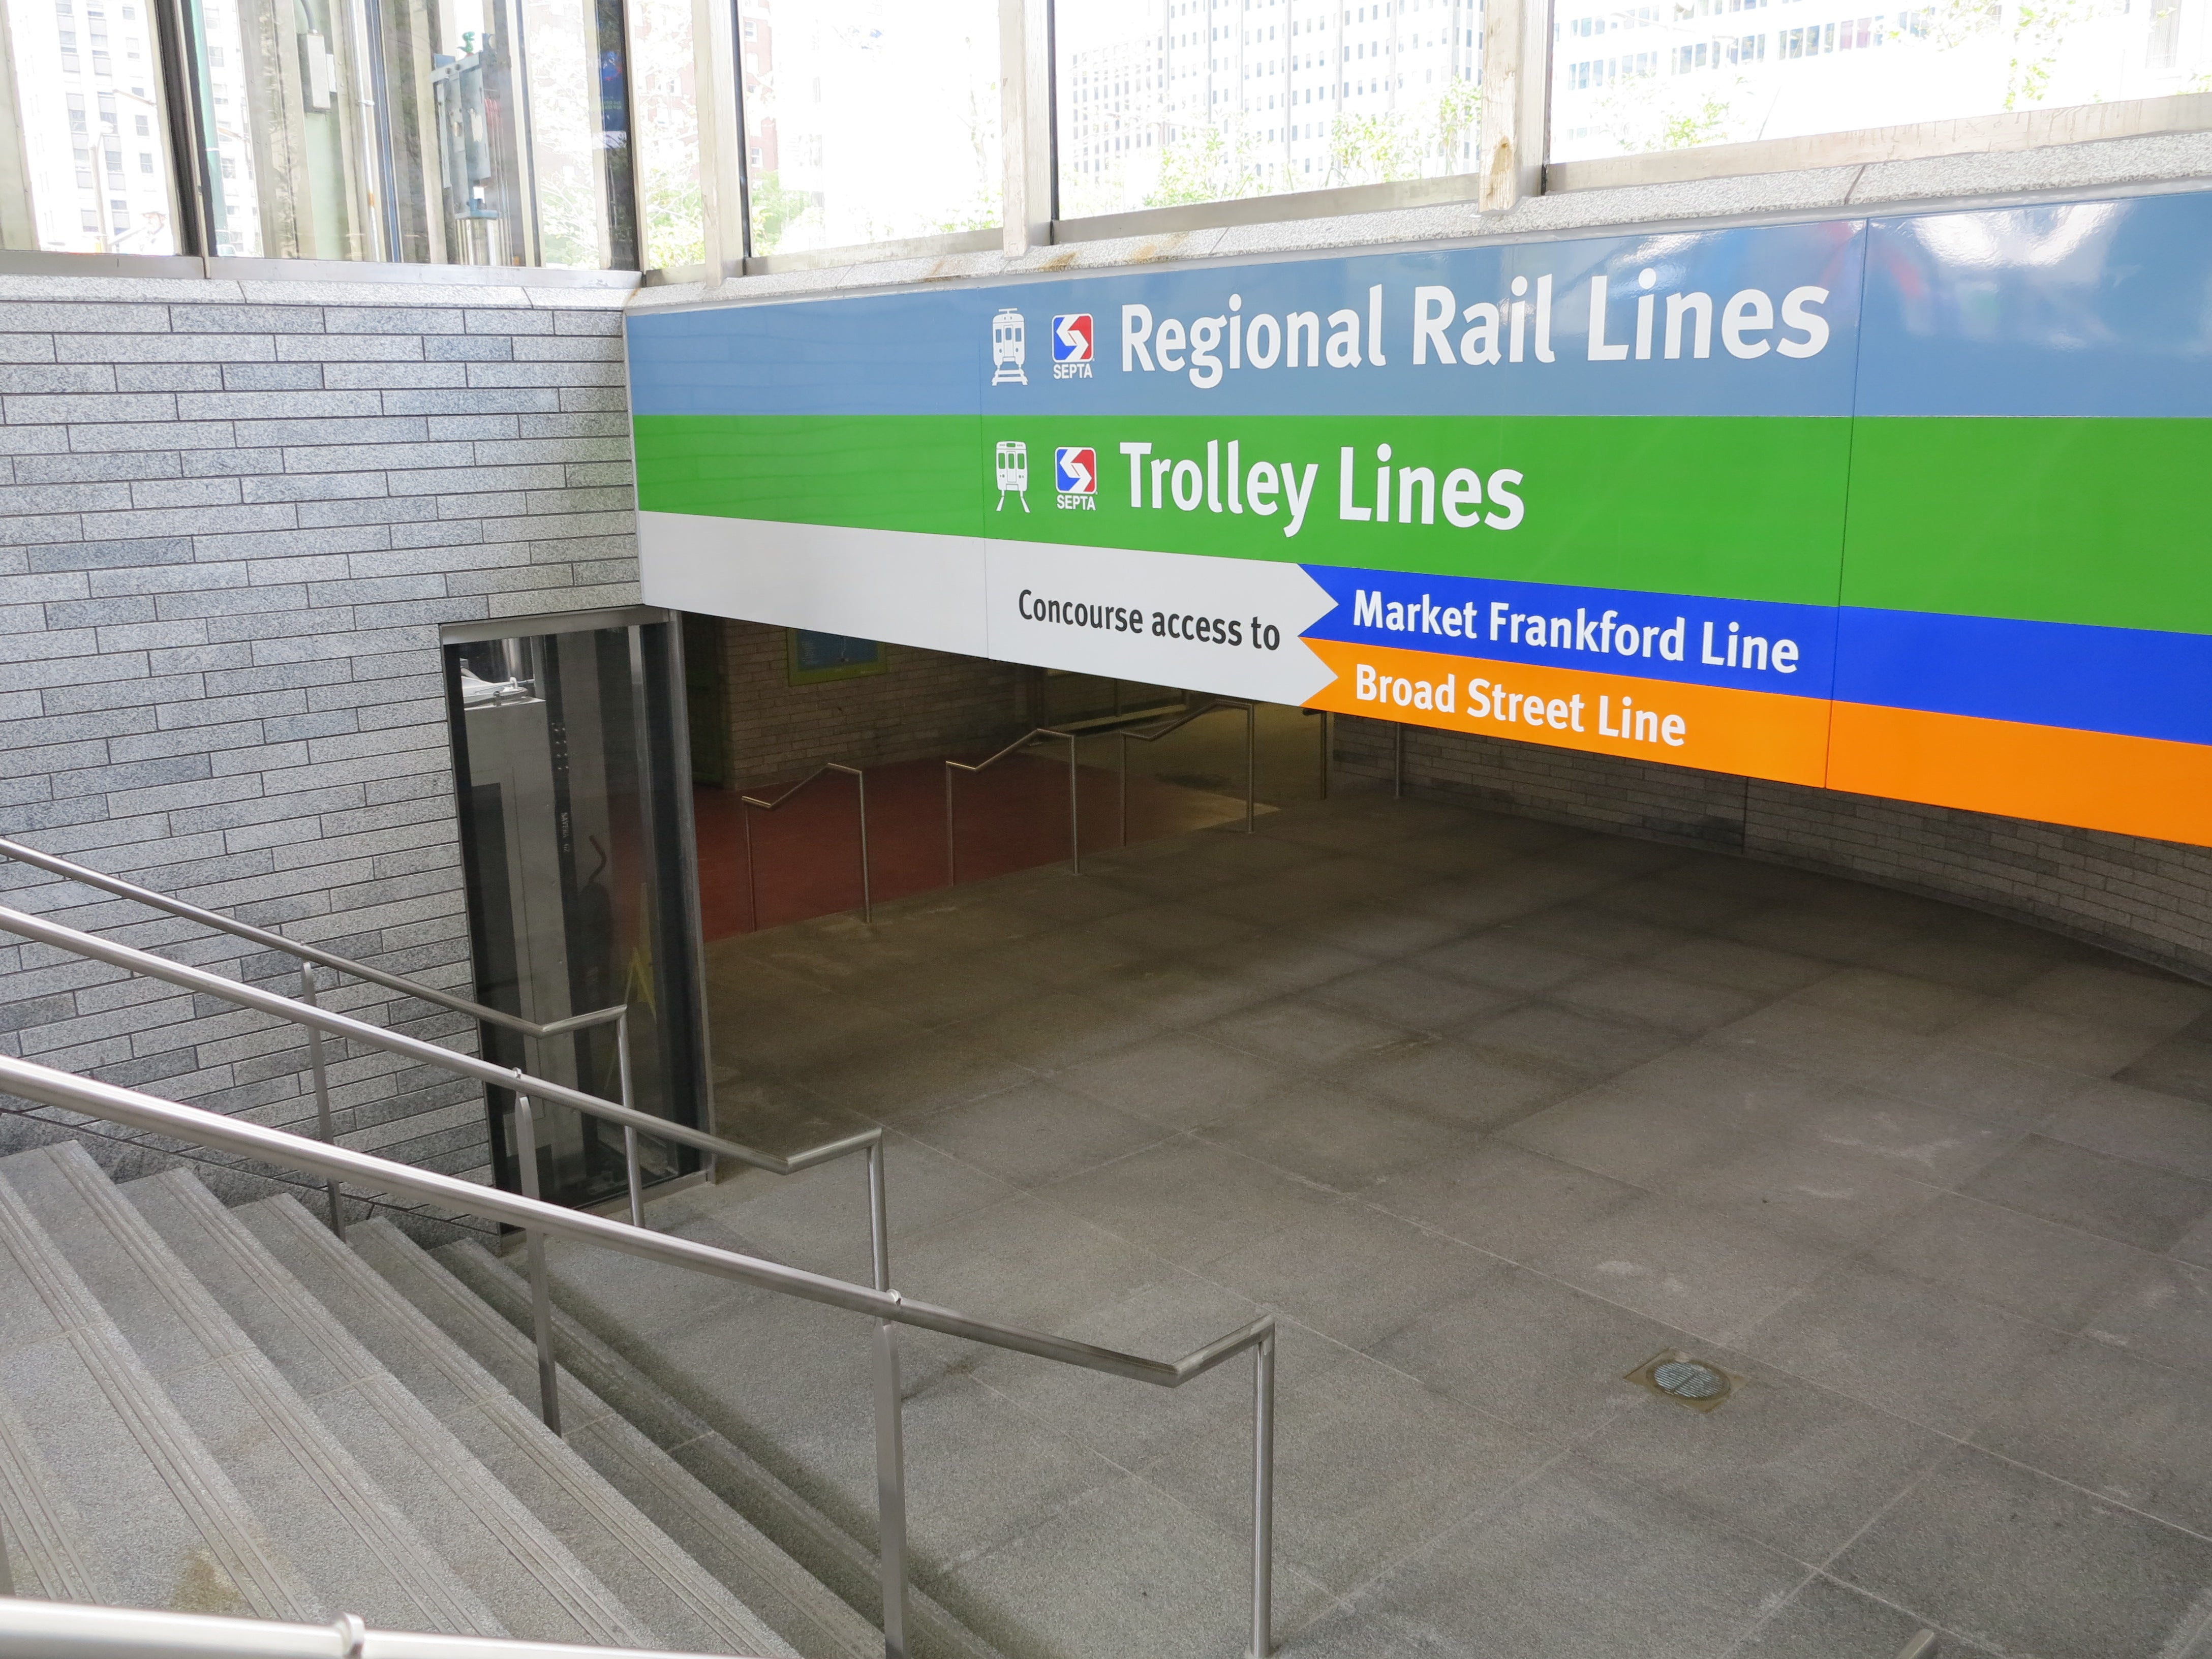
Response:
943,698,1255,882
0,834,608,1042
0,837,878,1245
740,762,871,924
0,834,631,1235
1102,698,1258,851
0,1597,761,1658
0,898,888,1436
1898,1633,1939,1659
0,1050,1279,1659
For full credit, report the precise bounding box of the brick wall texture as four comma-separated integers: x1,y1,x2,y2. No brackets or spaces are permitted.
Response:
0,269,640,1231
713,619,1024,786
1333,717,2212,982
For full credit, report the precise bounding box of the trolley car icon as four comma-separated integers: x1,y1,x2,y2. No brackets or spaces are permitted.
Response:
990,309,1028,386
995,441,1029,511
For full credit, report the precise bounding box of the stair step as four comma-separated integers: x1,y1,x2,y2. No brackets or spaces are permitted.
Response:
0,1169,314,1620
124,1170,646,1649
357,1219,880,1659
433,1237,1006,1659
236,1193,794,1659
2,1144,503,1637
0,1358,112,1603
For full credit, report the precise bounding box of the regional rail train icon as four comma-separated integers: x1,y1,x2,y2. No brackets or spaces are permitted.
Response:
991,309,1028,385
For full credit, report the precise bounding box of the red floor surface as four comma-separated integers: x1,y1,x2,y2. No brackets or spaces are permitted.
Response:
695,752,1252,939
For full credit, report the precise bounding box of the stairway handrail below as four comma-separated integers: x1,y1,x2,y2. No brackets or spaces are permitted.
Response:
0,1051,1271,1387
0,1047,1279,1656
0,1596,757,1658
0,835,617,1043
0,894,870,1183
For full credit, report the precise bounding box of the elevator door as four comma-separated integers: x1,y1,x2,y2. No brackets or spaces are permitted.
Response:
445,616,706,1210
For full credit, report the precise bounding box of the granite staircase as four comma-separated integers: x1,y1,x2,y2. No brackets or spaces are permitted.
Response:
0,1139,891,1658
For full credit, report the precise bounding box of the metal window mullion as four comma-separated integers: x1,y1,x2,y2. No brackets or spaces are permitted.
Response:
694,0,745,274
149,0,212,255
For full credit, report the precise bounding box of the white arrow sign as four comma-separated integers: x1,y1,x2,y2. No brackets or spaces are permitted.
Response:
984,539,1338,706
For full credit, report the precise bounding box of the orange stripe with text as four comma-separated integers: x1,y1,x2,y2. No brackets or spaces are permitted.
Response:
1826,702,2212,847
1302,638,1832,787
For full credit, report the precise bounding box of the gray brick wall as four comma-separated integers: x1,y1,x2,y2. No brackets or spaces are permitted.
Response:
0,268,640,1234
714,619,1024,786
1334,717,2212,982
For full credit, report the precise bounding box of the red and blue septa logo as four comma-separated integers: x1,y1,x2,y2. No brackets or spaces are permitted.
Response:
1051,314,1094,363
1054,447,1097,494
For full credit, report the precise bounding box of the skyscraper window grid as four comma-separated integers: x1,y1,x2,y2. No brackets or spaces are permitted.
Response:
1550,0,2212,162
1054,0,1484,222
4,0,180,251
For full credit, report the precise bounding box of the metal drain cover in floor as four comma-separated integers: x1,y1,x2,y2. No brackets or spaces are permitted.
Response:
1625,1350,1740,1412
1653,1360,1726,1399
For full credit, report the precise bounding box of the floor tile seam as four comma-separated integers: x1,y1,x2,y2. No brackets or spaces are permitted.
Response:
1802,1213,2181,1356
1789,1567,2012,1659
1304,1431,1599,1615
1682,1024,2076,1140
1887,1181,2203,1278
1709,1563,1828,1659
1952,1437,2212,1550
1342,1185,1990,1452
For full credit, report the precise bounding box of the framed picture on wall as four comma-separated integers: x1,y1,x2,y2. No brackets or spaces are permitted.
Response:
788,630,888,686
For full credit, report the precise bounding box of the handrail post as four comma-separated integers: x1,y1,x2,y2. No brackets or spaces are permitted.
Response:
1066,731,1081,874
943,763,959,888
852,767,873,922
1245,702,1256,834
742,796,762,933
1118,732,1129,848
868,1139,910,1659
617,1012,643,1230
1251,1326,1275,1659
512,1092,563,1434
298,963,345,1239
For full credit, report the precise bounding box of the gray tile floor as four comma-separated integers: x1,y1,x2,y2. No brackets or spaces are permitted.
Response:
545,794,2212,1659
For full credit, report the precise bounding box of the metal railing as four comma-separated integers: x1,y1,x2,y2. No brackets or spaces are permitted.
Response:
0,835,634,1234
0,1599,756,1658
944,698,1257,882
0,841,885,1432
0,1044,1279,1659
740,762,871,924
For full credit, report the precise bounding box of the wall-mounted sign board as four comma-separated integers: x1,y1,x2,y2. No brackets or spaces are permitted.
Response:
628,190,2212,847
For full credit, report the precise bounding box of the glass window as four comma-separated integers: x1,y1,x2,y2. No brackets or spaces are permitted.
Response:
2,0,184,252
1054,0,1484,223
740,0,1001,256
630,0,700,267
176,0,642,265
1549,0,2212,164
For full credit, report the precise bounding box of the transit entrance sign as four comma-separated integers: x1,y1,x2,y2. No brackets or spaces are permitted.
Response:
628,189,2212,848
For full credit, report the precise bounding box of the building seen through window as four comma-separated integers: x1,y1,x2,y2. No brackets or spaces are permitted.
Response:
1550,0,2212,163
740,0,1001,256
6,0,181,253
3,0,644,264
1054,0,1484,222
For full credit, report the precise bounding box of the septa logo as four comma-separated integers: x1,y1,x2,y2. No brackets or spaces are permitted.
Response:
1050,314,1095,379
1054,447,1098,510
1052,315,1093,361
